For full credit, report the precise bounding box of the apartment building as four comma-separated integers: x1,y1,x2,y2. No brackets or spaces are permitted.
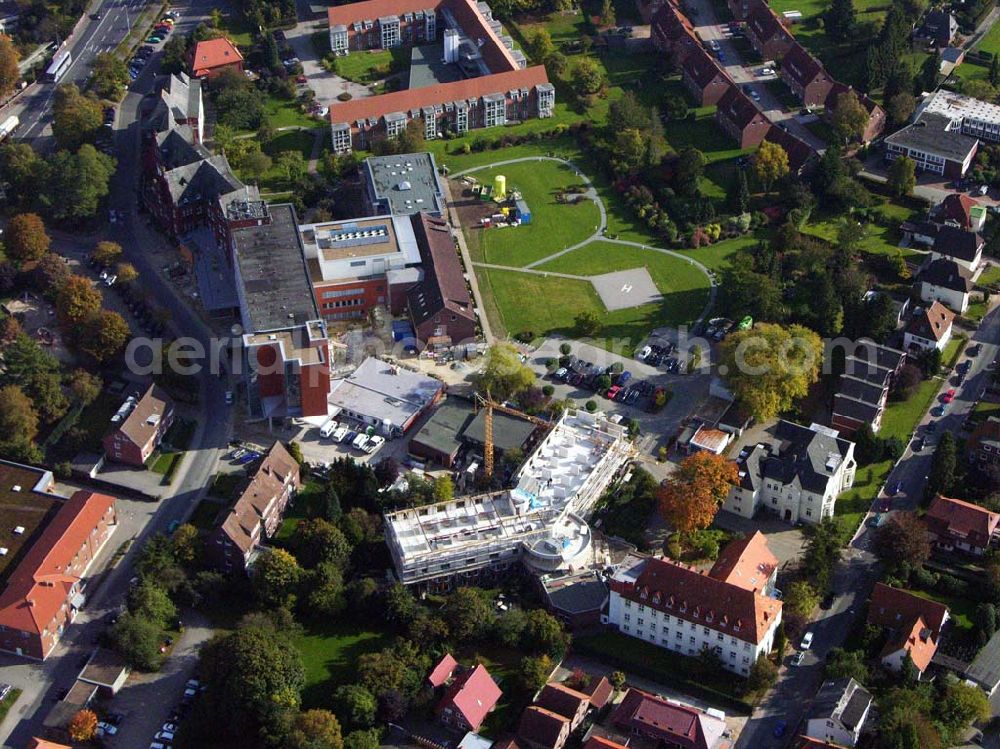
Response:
746,0,794,59
725,421,857,524
925,494,1000,556
780,43,833,108
208,441,300,573
716,87,770,148
831,341,906,435
102,384,175,467
824,83,885,143
384,409,633,588
681,47,732,106
884,112,979,177
651,1,700,62
607,534,783,676
0,490,117,660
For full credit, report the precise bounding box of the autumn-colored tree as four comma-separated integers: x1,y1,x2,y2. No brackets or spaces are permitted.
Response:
0,35,19,100
753,140,789,193
116,262,139,285
82,310,130,362
873,511,931,576
0,385,39,442
5,213,50,266
56,275,102,326
830,90,869,143
0,316,21,345
719,323,823,420
91,240,123,267
657,452,738,534
68,708,98,741
68,369,102,405
287,709,344,749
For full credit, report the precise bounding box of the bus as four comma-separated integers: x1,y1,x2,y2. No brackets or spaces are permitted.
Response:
0,115,18,142
43,49,72,83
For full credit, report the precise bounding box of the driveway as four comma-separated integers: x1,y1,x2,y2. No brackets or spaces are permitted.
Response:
285,21,373,102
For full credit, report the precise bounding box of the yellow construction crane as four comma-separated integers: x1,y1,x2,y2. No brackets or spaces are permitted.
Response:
474,392,553,479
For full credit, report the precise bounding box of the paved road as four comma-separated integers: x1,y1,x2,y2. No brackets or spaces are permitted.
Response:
5,0,154,144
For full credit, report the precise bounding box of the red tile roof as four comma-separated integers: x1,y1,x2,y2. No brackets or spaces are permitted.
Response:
28,740,73,749
926,494,1000,549
329,65,550,125
939,193,980,228
868,583,950,639
219,441,299,556
536,682,590,721
583,738,629,749
881,615,938,672
612,688,724,749
429,652,459,687
683,47,727,89
190,37,243,76
0,490,116,636
327,0,437,27
906,300,955,342
709,531,778,593
518,706,570,749
747,0,790,44
584,675,614,709
796,737,849,749
436,663,502,731
445,0,519,73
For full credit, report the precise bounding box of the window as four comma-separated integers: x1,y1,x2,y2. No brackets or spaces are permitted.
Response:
637,618,644,627
689,636,695,645
623,613,630,622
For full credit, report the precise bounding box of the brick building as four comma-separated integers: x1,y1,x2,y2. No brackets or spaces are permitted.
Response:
746,1,794,60
716,87,770,148
0,490,116,660
651,1,700,62
780,43,834,107
681,47,733,106
189,37,244,79
102,384,175,467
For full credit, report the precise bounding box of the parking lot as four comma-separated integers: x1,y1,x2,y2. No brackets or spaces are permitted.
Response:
284,21,374,103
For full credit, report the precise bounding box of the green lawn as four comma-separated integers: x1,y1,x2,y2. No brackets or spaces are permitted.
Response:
461,160,602,267
976,18,1000,56
674,234,761,272
801,215,920,258
293,622,390,709
942,335,967,369
250,129,320,191
150,451,182,475
972,399,1000,424
910,588,976,630
0,688,21,724
334,49,395,82
261,95,319,130
979,264,1000,287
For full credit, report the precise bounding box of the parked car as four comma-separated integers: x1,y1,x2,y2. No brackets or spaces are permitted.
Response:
352,433,370,451
96,722,118,737
790,652,805,666
606,385,621,400
618,371,632,385
365,435,385,453
332,426,349,443
942,389,957,403
637,345,651,360
800,631,814,650
224,390,234,405
869,513,885,527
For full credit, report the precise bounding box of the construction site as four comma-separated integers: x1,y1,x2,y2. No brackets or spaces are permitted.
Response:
385,407,636,591
457,173,533,229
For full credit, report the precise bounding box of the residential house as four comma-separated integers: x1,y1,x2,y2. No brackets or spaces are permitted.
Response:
651,2,701,63
612,688,727,749
939,45,965,76
832,341,907,434
823,83,885,143
407,212,477,346
805,678,873,748
0,491,117,660
746,1,794,59
903,300,955,352
101,384,175,467
725,420,857,524
536,682,591,730
582,676,613,710
931,224,984,271
780,43,834,108
682,48,732,106
716,87,770,148
429,653,459,687
208,441,300,573
435,662,502,733
884,113,979,178
913,10,957,47
764,125,818,175
146,72,204,143
925,494,1000,556
518,707,570,749
607,535,783,676
935,193,987,231
868,582,950,675
583,738,628,749
189,37,244,79
916,258,973,314
968,416,1000,465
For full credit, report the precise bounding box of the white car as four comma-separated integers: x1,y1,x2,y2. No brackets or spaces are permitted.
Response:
759,66,775,76
365,435,385,453
96,722,118,736
749,90,761,102
790,652,805,666
162,723,178,732
319,419,338,439
352,433,370,451
800,631,814,650
224,390,234,405
637,346,652,360
155,731,174,742
104,274,117,287
332,426,349,443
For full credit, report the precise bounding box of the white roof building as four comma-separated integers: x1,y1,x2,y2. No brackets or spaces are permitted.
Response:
328,357,443,435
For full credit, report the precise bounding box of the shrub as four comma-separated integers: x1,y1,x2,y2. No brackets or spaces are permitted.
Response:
559,342,572,355
337,91,352,101
585,400,597,412
542,385,555,397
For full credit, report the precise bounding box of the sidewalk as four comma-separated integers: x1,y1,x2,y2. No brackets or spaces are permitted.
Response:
441,177,495,344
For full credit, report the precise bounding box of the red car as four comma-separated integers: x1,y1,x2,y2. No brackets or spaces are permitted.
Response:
296,74,307,84
606,385,621,400
942,389,957,403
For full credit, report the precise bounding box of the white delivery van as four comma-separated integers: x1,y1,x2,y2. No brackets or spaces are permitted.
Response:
319,419,338,439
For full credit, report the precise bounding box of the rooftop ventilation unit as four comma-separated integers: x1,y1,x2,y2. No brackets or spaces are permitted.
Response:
13,526,24,535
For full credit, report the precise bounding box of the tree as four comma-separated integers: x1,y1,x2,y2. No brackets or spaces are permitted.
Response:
887,92,916,126
524,609,569,658
0,143,45,204
253,547,303,609
825,648,869,683
34,253,72,296
90,52,129,99
52,84,103,151
344,729,382,749
936,678,990,736
675,147,707,196
292,518,351,569
195,622,306,742
613,128,647,173
334,684,377,730
476,343,535,399
928,432,957,497
746,657,778,693
277,151,306,184
0,385,39,442
287,709,343,749
518,654,553,693
975,602,997,646
0,35,18,100
127,580,177,629
92,240,123,267
719,323,823,420
42,145,116,222
68,708,99,741
5,213,50,265
729,168,751,214
887,156,916,197
784,580,821,619
442,587,494,641
214,69,265,130
831,90,869,143
527,27,555,62
874,512,931,576
657,452,738,534
600,0,615,25
574,310,601,336
431,475,454,504
243,149,273,184
570,57,606,98
753,141,789,193
171,523,200,567
82,310,130,362
116,262,139,285
109,611,162,670
161,34,190,74
610,670,626,690
825,0,856,40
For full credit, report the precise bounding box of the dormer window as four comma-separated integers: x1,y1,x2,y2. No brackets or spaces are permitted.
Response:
639,587,648,600
706,611,714,623
679,602,687,613
652,593,661,605
693,607,700,619
667,596,674,608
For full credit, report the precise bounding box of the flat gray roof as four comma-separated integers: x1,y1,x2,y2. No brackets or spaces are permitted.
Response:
232,203,319,333
409,397,473,457
464,408,536,451
967,629,1000,690
329,357,443,428
409,43,465,90
364,152,444,216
